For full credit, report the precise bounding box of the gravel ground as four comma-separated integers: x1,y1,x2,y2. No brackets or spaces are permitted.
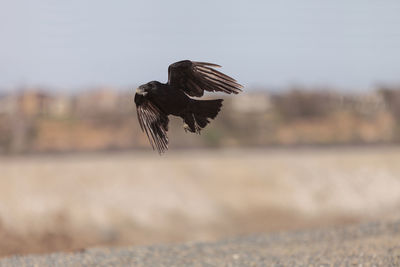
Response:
2,217,400,267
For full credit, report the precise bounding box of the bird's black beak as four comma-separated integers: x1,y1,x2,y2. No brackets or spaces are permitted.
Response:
136,87,148,96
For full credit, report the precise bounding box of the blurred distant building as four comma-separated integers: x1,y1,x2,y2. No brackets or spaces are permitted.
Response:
0,94,18,115
230,92,271,113
339,91,386,116
116,91,135,114
48,94,72,117
75,88,119,115
17,90,53,117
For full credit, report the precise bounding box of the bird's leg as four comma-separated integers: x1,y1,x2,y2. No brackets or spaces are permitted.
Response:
193,114,201,134
182,113,201,133
183,123,190,133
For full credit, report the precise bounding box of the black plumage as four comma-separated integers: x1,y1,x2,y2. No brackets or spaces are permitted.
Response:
134,60,242,153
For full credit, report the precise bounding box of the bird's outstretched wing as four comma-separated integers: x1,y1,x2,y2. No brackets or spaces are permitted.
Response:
168,60,242,97
135,97,169,154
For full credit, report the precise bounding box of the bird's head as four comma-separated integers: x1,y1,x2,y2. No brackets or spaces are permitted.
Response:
136,81,160,96
136,84,149,96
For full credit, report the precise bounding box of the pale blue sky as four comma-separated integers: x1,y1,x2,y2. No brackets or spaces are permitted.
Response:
0,0,400,91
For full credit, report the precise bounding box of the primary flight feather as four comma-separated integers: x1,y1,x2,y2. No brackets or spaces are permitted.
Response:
134,60,242,153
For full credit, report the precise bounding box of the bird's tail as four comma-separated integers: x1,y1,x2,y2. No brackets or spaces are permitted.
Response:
184,99,223,133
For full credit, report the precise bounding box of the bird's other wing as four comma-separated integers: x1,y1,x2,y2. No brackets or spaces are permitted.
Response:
136,98,169,154
167,60,242,97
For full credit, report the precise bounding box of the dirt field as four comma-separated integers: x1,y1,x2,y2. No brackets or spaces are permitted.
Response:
1,147,400,257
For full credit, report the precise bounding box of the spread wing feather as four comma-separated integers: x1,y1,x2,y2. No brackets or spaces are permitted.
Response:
168,60,242,97
136,99,169,154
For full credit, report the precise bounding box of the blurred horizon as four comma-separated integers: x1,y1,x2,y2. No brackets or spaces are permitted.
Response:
1,0,400,91
2,85,400,155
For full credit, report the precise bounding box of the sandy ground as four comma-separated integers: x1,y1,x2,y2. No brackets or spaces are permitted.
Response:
0,147,400,257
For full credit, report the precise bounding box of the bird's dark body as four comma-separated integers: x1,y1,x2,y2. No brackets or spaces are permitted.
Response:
136,81,190,117
134,60,242,153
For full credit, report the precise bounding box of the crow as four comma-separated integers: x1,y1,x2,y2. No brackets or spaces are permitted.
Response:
134,60,242,153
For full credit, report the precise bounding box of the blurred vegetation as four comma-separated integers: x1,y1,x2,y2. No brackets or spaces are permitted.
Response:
0,85,399,154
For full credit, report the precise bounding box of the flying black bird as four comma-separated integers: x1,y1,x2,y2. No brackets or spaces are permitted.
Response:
134,60,242,153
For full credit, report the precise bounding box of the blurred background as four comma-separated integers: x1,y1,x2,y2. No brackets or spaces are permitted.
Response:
1,0,400,257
